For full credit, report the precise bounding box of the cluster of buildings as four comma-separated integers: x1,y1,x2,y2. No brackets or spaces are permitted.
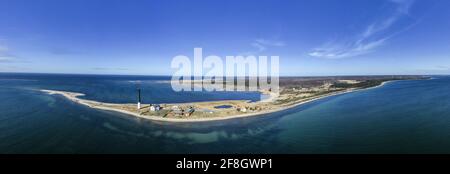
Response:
136,89,195,117
236,105,262,113
142,104,196,117
149,104,161,111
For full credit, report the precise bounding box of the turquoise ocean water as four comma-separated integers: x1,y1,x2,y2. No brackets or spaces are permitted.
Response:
0,73,449,154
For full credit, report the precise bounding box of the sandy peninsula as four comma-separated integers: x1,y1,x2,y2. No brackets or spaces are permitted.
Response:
39,79,394,122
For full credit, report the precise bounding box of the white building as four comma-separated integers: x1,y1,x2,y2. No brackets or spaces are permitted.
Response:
150,104,161,111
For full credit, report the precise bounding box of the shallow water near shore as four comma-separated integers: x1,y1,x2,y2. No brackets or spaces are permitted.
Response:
1,73,450,153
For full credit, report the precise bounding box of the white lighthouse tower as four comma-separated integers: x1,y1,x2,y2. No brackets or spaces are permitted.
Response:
137,88,141,110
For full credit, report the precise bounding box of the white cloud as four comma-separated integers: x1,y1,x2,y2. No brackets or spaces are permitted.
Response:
309,38,387,59
241,39,285,56
309,0,416,59
389,0,415,14
254,39,285,47
251,42,266,52
251,39,285,52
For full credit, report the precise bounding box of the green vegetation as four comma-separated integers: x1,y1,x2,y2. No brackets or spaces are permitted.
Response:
332,80,384,89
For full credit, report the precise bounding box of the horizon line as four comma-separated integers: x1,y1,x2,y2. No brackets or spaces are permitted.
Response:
0,71,442,77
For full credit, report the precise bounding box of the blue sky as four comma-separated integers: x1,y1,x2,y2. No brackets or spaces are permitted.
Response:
0,0,449,76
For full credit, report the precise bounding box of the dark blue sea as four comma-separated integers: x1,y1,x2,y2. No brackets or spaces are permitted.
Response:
0,73,449,154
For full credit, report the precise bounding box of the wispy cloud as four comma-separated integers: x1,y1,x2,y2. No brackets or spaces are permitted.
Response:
252,39,285,51
390,0,415,14
309,0,416,59
433,65,450,71
241,39,285,56
414,65,450,74
0,44,18,63
49,47,86,55
0,57,15,63
0,45,7,52
92,67,130,71
0,65,29,71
